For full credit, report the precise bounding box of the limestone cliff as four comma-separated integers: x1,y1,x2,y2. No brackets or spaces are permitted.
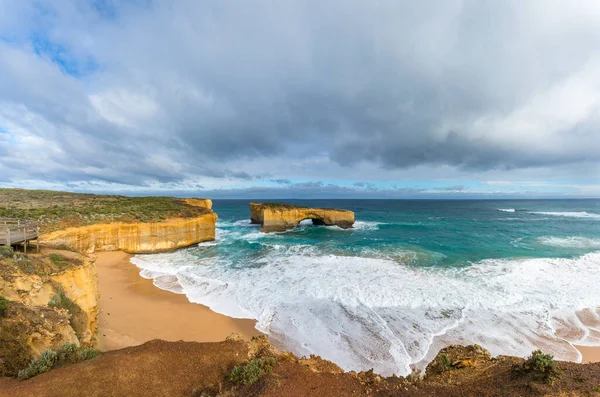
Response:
180,198,212,210
250,203,355,232
0,253,99,346
41,212,217,254
0,302,79,376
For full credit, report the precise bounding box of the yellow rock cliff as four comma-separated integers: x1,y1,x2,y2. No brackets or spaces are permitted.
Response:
41,212,218,254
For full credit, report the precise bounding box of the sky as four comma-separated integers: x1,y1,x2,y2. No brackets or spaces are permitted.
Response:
0,0,599,198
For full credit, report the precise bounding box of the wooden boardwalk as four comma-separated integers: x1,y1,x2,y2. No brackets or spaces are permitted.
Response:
0,218,39,253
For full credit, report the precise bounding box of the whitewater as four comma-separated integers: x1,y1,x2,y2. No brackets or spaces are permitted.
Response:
131,199,600,376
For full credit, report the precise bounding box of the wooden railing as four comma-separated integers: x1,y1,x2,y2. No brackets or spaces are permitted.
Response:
0,218,39,252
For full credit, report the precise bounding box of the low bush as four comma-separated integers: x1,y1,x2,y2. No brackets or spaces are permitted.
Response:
48,289,75,313
521,349,561,383
18,350,58,379
0,245,14,259
0,295,9,316
227,357,277,385
18,343,102,380
439,354,452,372
49,253,68,268
77,347,101,361
53,244,78,252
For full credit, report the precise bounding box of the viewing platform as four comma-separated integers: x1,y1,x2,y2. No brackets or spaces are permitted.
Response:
0,218,39,253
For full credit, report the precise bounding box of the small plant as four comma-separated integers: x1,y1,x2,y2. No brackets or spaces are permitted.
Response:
0,245,14,259
48,289,75,313
406,367,422,384
53,244,78,252
49,253,68,268
77,347,101,360
18,349,58,379
18,343,102,379
522,350,561,383
0,295,9,316
439,353,452,373
227,357,276,385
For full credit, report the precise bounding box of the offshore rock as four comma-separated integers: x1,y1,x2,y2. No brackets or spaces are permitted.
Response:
250,203,355,232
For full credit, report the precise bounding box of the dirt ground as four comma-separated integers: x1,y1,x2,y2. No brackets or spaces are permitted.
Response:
1,339,599,397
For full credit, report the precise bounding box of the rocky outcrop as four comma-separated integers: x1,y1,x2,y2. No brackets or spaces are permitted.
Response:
180,198,212,210
41,212,218,254
250,203,355,232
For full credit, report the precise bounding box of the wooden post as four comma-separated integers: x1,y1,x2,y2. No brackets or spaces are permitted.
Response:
37,226,40,253
23,227,27,253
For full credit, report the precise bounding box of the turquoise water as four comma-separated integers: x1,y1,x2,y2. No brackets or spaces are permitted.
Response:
132,199,600,375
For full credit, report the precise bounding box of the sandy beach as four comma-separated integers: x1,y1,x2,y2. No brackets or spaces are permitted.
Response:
577,345,600,364
95,251,259,351
95,251,600,366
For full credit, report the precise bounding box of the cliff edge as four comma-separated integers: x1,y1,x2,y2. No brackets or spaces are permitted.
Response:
0,189,216,254
250,202,354,232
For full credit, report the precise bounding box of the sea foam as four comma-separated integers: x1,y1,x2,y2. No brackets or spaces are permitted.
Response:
538,236,600,249
529,211,600,219
131,247,600,376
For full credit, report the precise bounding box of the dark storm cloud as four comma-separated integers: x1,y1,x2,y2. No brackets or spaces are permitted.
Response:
0,0,599,189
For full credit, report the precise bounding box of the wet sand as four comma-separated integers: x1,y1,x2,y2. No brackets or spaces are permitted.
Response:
577,345,600,364
96,251,259,351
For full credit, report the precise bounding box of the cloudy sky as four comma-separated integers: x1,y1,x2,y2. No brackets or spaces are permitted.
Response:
0,0,599,198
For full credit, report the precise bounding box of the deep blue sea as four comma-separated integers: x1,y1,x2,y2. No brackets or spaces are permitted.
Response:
132,199,600,375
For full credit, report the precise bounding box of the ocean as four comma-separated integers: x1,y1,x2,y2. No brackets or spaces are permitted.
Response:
131,199,600,376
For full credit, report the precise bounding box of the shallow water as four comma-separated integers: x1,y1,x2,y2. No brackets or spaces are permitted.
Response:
132,199,600,375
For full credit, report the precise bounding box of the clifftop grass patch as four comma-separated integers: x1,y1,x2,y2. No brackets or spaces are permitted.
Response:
0,189,212,233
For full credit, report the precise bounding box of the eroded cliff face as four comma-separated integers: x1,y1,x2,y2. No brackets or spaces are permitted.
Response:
0,302,79,376
250,203,355,232
0,250,99,376
41,212,218,254
0,255,99,346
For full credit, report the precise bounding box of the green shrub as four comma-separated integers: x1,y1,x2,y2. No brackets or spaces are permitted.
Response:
0,245,14,259
0,295,9,316
48,290,75,313
522,350,561,383
227,357,276,385
18,349,58,379
18,343,102,379
439,353,452,372
77,347,101,360
53,244,78,252
49,253,68,268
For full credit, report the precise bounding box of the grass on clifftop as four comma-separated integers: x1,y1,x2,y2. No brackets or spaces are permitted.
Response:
0,188,211,233
0,245,85,277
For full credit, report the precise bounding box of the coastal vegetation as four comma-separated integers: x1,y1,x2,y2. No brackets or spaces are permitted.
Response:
0,245,85,276
0,295,8,316
518,349,562,383
227,356,277,385
0,188,212,233
17,343,101,380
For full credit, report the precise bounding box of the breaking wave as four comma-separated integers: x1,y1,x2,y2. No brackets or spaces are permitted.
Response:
529,211,600,219
132,248,600,376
